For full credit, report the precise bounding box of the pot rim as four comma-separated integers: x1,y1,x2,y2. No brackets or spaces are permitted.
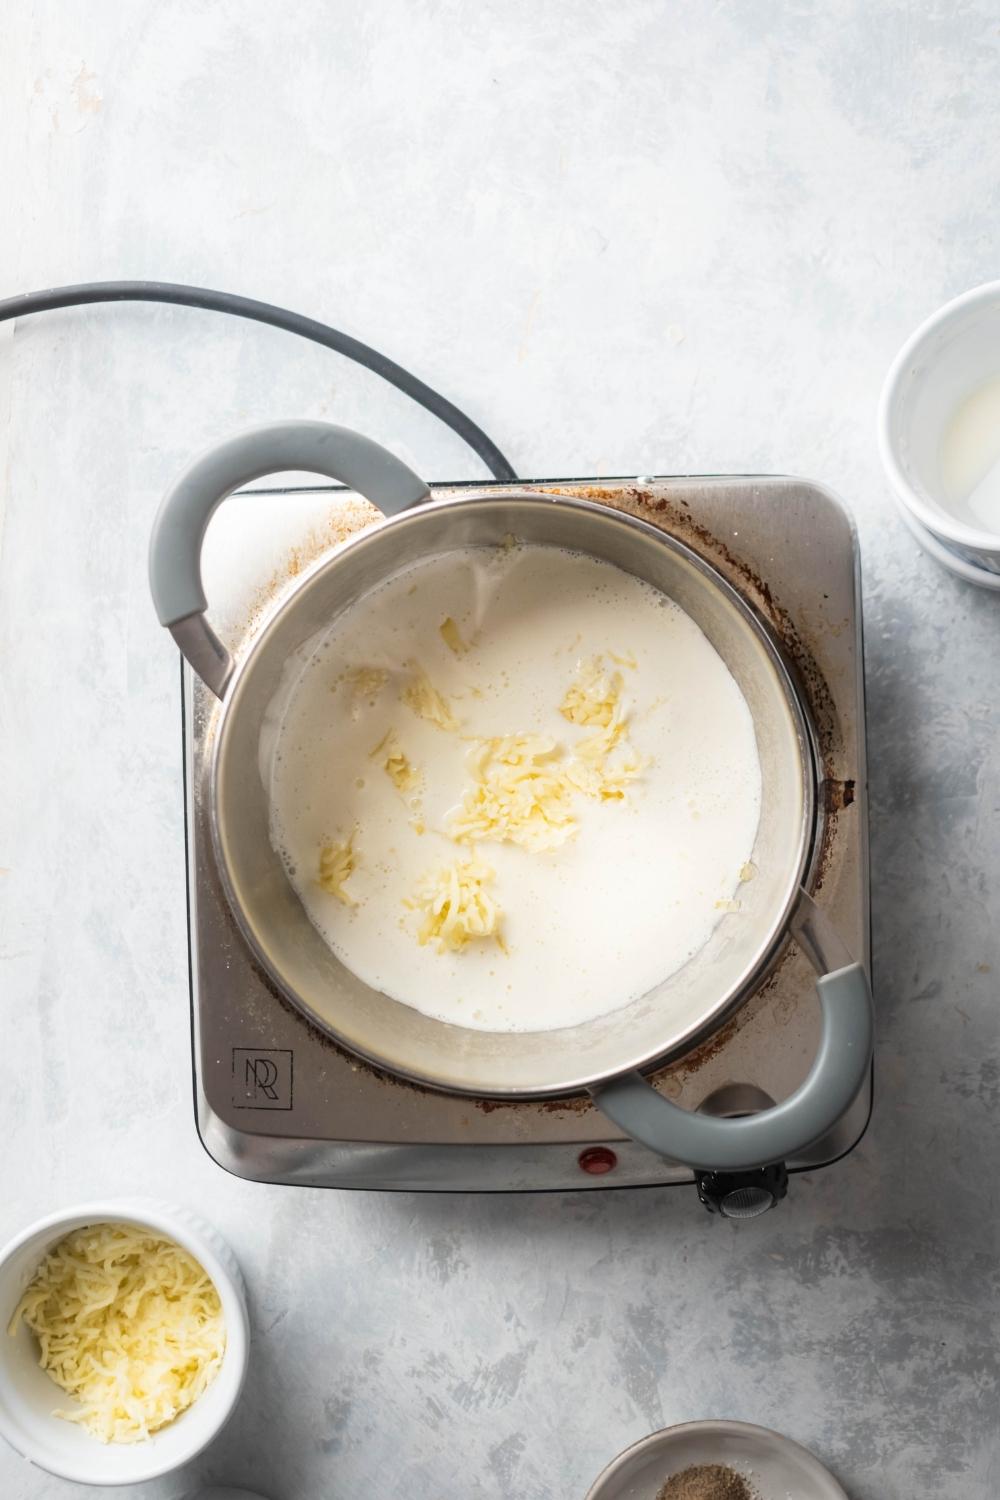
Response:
206,490,820,1097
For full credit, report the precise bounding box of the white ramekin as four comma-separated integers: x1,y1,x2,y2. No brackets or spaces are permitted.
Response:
0,1199,250,1486
878,280,1000,578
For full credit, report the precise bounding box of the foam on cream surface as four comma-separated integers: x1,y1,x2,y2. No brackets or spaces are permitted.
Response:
266,544,762,1032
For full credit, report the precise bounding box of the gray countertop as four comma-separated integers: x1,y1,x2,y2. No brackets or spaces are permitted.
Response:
1,3,997,1497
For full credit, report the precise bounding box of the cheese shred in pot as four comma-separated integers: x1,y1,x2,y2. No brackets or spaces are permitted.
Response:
408,858,504,952
449,734,578,851
8,1222,226,1444
559,654,624,728
318,833,358,904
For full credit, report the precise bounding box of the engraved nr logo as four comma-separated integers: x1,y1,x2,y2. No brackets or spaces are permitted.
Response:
232,1048,293,1110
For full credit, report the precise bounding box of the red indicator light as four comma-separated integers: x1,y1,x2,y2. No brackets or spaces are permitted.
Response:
578,1146,618,1175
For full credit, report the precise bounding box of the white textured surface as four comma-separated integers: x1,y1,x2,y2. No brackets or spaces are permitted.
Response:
1,4,998,1498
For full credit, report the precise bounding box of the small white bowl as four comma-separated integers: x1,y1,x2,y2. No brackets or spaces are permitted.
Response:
0,1199,249,1487
879,280,1000,576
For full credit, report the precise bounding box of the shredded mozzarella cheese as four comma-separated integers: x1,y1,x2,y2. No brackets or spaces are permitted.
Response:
559,655,624,728
370,730,420,792
409,858,504,952
401,666,459,731
448,697,645,853
8,1223,225,1445
449,734,579,852
341,666,386,705
564,718,645,802
608,649,637,670
318,834,358,904
328,651,647,958
438,616,468,655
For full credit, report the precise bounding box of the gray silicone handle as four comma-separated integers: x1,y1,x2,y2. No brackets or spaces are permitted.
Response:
148,420,430,696
592,899,873,1172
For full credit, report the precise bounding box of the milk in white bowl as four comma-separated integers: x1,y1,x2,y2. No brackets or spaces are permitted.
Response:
939,373,1000,534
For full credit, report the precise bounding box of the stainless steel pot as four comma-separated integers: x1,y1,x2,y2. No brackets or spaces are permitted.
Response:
149,421,873,1172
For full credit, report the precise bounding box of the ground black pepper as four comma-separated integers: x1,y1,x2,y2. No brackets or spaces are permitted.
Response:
655,1462,757,1500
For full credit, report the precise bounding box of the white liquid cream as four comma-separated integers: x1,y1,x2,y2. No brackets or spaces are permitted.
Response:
266,545,762,1033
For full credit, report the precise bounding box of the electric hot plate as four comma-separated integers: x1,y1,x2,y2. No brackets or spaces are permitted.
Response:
182,474,870,1205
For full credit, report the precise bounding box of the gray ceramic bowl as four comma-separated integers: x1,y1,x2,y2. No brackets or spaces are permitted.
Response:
584,1420,847,1500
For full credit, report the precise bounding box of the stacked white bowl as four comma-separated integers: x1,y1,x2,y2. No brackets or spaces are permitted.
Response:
879,281,1000,589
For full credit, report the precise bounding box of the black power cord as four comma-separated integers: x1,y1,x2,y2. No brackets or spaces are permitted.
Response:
0,279,518,482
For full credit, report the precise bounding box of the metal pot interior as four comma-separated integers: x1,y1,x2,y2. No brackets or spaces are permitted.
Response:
211,495,816,1096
